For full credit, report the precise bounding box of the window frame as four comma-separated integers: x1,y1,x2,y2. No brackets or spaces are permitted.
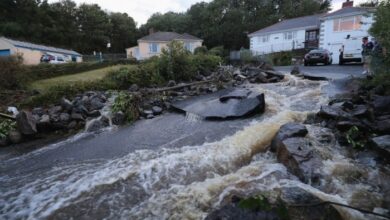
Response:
149,43,159,53
333,15,362,32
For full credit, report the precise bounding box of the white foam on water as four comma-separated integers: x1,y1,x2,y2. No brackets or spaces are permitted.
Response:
2,75,382,220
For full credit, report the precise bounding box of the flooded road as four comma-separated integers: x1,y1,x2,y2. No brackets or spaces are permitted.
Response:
1,75,387,220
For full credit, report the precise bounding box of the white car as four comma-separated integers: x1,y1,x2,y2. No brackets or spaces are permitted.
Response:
49,56,67,64
41,54,68,64
339,35,364,65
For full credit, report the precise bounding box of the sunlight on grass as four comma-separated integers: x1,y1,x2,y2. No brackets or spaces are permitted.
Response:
30,65,133,92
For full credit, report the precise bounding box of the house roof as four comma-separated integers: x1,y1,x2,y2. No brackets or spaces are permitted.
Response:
248,14,324,37
139,32,203,42
321,7,374,19
0,37,81,56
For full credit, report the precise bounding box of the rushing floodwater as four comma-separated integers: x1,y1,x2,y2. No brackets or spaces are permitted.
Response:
0,75,388,220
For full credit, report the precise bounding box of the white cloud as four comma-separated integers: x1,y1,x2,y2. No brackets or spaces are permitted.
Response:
48,0,211,26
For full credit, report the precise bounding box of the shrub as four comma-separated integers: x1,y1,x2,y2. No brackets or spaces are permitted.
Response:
209,46,225,57
158,41,196,81
191,54,222,74
105,66,142,89
194,46,208,55
112,92,140,122
0,56,25,89
267,51,293,66
0,119,16,139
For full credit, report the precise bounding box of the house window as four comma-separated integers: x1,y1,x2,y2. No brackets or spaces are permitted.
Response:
184,42,192,52
284,31,296,40
257,35,269,43
333,16,362,32
306,31,317,41
149,43,159,53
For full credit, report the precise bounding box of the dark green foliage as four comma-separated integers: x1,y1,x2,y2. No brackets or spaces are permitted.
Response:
0,56,25,89
0,119,16,139
367,0,390,94
268,51,293,66
191,54,222,74
346,126,365,149
238,196,272,211
0,0,138,53
238,196,290,220
141,0,330,50
194,46,208,55
112,92,140,122
209,46,225,57
0,0,330,53
158,41,195,81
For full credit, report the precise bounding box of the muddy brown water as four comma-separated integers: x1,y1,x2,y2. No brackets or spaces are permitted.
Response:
0,75,388,220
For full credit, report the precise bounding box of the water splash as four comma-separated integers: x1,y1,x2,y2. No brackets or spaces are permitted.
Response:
1,75,386,220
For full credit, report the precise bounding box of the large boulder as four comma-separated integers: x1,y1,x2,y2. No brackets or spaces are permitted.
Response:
318,105,351,120
206,203,281,220
8,130,22,144
270,123,308,152
112,111,126,125
277,137,323,184
61,98,73,112
372,96,390,116
370,135,390,157
264,70,285,79
16,111,37,135
85,116,110,132
280,187,342,220
172,88,265,120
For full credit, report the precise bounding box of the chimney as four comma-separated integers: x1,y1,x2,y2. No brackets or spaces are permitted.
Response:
149,28,155,35
342,0,354,8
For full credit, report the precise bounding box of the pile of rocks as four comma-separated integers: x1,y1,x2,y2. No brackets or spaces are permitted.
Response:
233,65,285,84
316,94,390,157
1,91,114,146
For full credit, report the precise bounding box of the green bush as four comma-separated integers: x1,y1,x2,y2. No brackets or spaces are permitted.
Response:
267,51,293,66
112,92,140,122
194,46,208,55
0,56,25,89
105,66,142,89
191,54,222,74
209,46,225,57
158,41,196,81
0,119,16,139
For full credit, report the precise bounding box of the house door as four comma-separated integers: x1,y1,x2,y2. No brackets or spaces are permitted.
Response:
0,49,11,56
305,30,319,49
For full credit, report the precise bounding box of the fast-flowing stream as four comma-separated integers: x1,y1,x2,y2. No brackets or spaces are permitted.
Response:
0,75,388,220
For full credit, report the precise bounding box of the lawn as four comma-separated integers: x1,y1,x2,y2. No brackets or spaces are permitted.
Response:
30,65,132,92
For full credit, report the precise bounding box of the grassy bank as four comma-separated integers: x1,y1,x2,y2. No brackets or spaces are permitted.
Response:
29,65,133,92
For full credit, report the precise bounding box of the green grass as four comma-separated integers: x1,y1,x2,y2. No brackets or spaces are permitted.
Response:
29,65,133,92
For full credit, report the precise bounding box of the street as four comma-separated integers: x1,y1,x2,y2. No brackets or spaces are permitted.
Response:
275,64,364,79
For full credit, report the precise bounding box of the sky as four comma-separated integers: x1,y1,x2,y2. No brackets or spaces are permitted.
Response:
48,0,367,26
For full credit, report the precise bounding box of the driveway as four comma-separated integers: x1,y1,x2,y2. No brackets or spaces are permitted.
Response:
275,64,364,80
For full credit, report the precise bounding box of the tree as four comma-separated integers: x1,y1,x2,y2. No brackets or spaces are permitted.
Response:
370,0,390,63
75,4,111,53
109,13,137,53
